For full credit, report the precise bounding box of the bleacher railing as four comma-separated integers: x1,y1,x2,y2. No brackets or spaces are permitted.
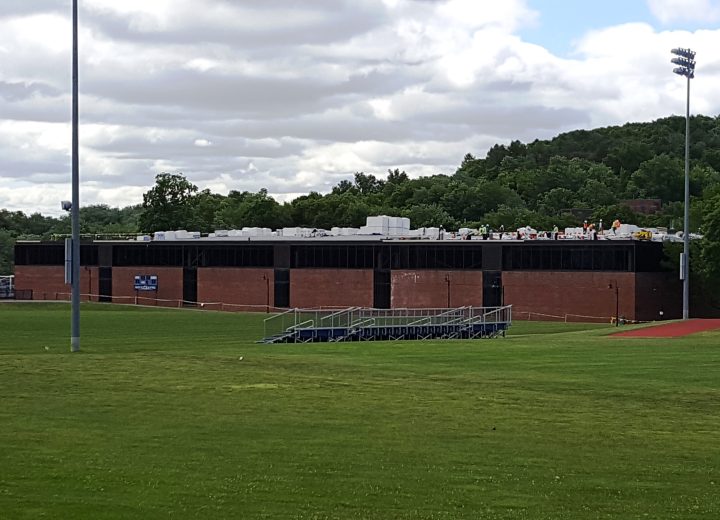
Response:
262,305,513,343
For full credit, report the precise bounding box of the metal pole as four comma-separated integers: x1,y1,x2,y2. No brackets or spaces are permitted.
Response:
615,284,619,327
682,75,691,320
71,0,80,352
445,275,450,308
264,274,270,313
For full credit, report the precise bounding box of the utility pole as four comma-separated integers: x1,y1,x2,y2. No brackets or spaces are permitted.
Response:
70,0,80,352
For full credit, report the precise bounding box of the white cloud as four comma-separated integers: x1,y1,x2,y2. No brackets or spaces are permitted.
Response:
436,0,537,32
1,1,720,216
647,0,720,23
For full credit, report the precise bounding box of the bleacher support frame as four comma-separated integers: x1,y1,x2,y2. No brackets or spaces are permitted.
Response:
260,305,512,343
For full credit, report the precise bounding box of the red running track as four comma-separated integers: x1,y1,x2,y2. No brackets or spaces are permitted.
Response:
613,319,720,338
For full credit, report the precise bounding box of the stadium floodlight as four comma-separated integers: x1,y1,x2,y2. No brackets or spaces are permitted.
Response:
671,47,696,320
671,47,696,59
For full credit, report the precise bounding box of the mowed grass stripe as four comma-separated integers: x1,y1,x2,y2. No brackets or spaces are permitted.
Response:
1,303,719,519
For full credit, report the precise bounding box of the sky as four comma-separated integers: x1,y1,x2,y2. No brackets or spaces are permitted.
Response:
1,0,719,217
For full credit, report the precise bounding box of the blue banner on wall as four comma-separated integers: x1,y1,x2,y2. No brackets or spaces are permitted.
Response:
134,275,158,291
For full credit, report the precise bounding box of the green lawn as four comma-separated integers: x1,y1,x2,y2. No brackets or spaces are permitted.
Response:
1,303,719,519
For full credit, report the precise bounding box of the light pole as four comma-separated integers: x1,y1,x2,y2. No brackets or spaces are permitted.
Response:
70,0,81,351
608,281,619,327
262,274,270,313
671,47,696,320
444,274,451,308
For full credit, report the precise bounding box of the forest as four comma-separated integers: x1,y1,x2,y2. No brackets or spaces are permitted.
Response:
2,114,720,294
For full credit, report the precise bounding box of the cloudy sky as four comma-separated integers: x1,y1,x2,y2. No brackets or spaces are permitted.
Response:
1,0,719,216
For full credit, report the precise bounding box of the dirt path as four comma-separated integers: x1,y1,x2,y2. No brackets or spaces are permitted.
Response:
613,319,720,338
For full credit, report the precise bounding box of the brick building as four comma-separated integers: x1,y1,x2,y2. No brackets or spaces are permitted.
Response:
14,237,681,322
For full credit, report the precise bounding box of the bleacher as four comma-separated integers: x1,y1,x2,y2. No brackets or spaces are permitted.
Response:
260,305,512,343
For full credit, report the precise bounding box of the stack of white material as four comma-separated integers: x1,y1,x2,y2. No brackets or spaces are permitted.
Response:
564,227,584,238
517,227,537,239
405,227,441,239
154,230,179,240
136,235,151,241
281,227,326,237
424,227,441,239
360,215,391,235
173,230,200,239
387,216,411,236
240,227,273,237
280,227,301,237
330,227,360,236
617,224,640,235
358,215,412,235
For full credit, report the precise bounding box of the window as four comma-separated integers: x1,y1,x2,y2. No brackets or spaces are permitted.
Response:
502,244,634,271
390,245,483,269
292,245,376,268
112,244,273,267
15,243,97,266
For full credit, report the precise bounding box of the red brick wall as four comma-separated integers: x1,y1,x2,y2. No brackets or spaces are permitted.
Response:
83,267,99,302
16,264,688,321
14,266,99,302
290,269,373,308
391,270,484,308
15,266,68,300
503,271,636,322
198,268,273,311
111,267,183,307
635,272,682,320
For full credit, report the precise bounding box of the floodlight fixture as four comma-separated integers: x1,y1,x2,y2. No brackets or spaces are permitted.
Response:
671,47,696,60
671,56,695,68
673,67,695,79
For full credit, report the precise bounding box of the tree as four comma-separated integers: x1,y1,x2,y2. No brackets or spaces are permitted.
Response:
386,168,409,185
603,141,653,176
698,193,720,302
0,230,14,275
538,187,578,215
482,205,554,232
353,172,384,195
629,155,684,203
577,179,618,208
138,173,198,232
454,154,487,180
185,190,225,232
217,189,289,230
331,180,356,195
591,204,641,229
401,204,457,229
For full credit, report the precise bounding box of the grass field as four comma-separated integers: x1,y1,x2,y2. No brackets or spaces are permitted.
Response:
1,303,719,519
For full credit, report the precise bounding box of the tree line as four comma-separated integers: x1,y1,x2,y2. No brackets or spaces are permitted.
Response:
135,115,720,236
2,114,720,300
